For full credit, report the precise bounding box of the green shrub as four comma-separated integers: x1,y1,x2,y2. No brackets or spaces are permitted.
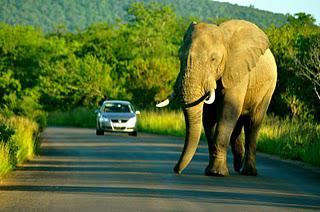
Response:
47,107,96,128
0,123,15,144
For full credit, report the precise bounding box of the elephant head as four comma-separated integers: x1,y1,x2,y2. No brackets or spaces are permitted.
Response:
157,20,269,174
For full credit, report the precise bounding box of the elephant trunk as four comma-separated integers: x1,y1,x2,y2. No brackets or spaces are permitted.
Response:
174,102,203,174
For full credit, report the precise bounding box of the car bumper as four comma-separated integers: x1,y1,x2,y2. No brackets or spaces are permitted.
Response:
97,119,136,132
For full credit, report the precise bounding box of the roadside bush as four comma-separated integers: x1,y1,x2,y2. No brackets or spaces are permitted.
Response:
0,123,17,173
0,115,39,176
47,107,96,128
0,123,15,144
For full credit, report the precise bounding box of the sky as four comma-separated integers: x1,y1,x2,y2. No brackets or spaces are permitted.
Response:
215,0,320,24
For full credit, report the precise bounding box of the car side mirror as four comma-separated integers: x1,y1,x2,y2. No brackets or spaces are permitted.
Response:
136,111,140,115
94,109,100,113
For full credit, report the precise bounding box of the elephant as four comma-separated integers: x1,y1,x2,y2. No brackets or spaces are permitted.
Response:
156,20,277,176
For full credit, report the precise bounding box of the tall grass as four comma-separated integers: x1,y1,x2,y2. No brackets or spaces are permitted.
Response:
47,108,320,167
259,116,320,166
0,116,39,176
138,110,186,137
0,143,11,175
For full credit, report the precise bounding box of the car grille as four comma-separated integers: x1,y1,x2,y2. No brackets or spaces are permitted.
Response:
113,127,126,130
111,119,128,123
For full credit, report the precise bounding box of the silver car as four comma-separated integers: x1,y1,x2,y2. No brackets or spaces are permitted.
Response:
96,100,139,136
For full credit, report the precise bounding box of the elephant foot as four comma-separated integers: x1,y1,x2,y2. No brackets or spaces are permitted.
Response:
240,165,257,176
205,163,229,177
233,154,243,172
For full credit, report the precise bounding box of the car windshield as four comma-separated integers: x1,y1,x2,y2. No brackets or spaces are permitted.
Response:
103,103,132,113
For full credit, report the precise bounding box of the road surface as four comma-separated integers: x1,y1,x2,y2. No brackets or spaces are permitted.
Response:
0,127,319,211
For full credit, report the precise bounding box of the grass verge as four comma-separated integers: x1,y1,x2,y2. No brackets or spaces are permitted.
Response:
259,116,320,166
0,115,40,177
48,108,320,167
137,109,186,137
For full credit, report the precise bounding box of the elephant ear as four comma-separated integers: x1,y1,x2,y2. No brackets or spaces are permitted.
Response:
220,20,269,88
179,21,197,56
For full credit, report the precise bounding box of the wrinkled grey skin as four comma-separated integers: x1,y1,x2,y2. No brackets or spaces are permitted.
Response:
170,20,277,176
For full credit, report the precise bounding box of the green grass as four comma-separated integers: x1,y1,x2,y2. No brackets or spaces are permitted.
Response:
0,116,40,177
47,108,320,167
137,110,186,137
259,116,320,166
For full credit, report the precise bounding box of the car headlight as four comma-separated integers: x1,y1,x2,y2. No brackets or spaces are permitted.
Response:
99,116,109,122
127,116,137,125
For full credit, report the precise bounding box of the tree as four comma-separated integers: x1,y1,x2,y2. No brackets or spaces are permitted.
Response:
113,2,185,108
267,13,320,121
295,34,320,101
287,13,316,26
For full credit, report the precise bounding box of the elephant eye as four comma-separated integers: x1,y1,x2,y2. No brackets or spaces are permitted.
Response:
211,53,219,62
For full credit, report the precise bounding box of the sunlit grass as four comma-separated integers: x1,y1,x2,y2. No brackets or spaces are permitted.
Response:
138,110,185,137
0,116,39,177
0,143,12,175
259,116,320,166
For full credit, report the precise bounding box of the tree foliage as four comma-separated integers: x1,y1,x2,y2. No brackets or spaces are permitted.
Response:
0,0,287,32
267,13,320,121
0,3,319,123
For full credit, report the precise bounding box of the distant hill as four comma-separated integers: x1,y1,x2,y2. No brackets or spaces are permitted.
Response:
0,0,287,32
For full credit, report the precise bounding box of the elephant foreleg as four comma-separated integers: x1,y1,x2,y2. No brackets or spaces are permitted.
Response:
205,103,241,176
206,80,247,176
202,103,217,158
205,120,235,176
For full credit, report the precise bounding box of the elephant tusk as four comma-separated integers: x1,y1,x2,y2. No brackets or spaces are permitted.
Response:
204,90,215,104
156,92,176,107
156,99,170,107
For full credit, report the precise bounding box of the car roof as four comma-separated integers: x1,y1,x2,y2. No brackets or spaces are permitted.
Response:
102,100,132,105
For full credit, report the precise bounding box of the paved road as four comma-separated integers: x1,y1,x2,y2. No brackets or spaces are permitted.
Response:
0,127,319,211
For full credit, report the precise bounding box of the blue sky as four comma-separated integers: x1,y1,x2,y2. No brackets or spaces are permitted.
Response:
215,0,320,24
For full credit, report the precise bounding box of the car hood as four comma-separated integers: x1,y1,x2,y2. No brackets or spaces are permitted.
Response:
100,112,136,119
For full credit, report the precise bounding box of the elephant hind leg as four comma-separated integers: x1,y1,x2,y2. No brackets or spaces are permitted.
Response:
241,88,275,176
241,117,260,176
230,117,245,172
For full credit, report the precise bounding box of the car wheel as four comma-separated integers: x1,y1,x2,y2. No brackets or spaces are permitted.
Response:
96,129,104,136
129,131,137,136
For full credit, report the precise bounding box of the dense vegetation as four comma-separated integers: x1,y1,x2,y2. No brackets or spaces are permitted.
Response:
0,0,287,32
1,3,318,118
0,2,319,175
